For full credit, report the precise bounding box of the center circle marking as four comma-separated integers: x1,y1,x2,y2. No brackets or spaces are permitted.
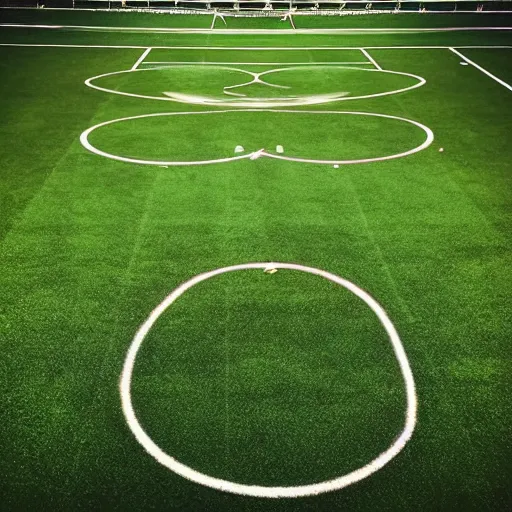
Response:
120,262,417,498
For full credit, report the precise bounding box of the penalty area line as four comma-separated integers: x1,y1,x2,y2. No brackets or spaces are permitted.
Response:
360,49,382,70
131,47,152,71
449,47,512,92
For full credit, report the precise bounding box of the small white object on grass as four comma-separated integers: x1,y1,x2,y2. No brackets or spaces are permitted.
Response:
234,145,244,153
334,164,339,168
276,145,284,154
264,264,278,274
439,148,444,152
460,62,469,66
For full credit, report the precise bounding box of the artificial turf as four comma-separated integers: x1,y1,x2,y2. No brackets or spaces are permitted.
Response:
0,8,511,511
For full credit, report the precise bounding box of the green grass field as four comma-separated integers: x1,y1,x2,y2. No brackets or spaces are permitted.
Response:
1,8,511,511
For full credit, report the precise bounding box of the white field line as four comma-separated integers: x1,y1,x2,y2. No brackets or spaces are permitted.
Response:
120,262,417,498
224,79,290,93
1,22,512,34
258,110,434,165
80,110,254,167
141,61,373,66
84,65,426,106
131,47,151,71
163,90,351,107
223,89,246,98
80,110,434,167
449,47,512,92
1,43,511,50
222,69,291,95
360,48,382,70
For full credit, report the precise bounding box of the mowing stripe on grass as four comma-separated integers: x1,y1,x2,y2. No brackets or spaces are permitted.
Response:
449,47,512,92
120,262,417,498
222,68,291,96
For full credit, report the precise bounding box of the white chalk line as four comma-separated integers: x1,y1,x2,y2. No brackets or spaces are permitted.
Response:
1,43,511,50
449,47,512,92
360,48,382,71
223,89,247,98
223,69,291,96
80,110,434,167
85,65,255,104
131,47,151,71
162,91,351,107
217,65,424,107
141,61,373,66
120,262,417,498
84,65,426,107
1,22,512,35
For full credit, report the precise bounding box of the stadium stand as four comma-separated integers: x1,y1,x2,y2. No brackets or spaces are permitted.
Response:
0,0,511,14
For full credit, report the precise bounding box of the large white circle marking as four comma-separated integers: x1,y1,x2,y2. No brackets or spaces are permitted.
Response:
120,262,417,498
85,65,426,107
81,110,434,167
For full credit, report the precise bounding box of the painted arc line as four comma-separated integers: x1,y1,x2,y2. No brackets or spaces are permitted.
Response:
260,109,434,164
84,65,257,103
84,65,426,105
223,70,291,94
80,112,252,167
223,73,291,94
80,110,434,167
255,65,426,105
120,262,418,498
223,89,247,98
